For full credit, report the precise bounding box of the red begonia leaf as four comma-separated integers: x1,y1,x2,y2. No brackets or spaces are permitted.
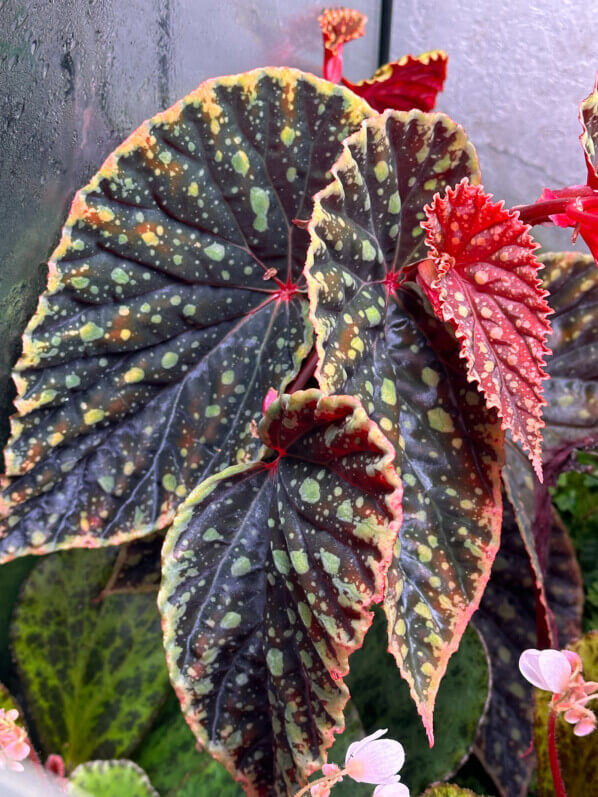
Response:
342,51,448,113
318,7,367,83
473,498,583,797
580,73,598,189
418,179,552,480
0,68,372,562
159,389,402,795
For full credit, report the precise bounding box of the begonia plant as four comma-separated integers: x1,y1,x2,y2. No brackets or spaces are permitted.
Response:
0,7,597,797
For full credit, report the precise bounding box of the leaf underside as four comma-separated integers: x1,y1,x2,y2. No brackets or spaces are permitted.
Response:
533,631,598,797
11,548,170,770
306,112,504,739
159,390,402,796
342,51,448,114
580,75,598,188
419,180,551,479
0,67,372,562
473,499,583,797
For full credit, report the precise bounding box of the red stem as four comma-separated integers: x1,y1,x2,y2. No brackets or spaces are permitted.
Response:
548,706,568,797
287,349,318,393
512,198,571,226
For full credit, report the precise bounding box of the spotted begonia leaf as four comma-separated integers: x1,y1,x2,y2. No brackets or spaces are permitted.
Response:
305,114,503,740
418,180,552,480
159,389,402,796
533,631,598,797
0,67,373,563
342,51,449,113
68,760,159,797
346,609,490,796
11,547,170,770
473,499,583,797
384,291,503,743
580,75,598,189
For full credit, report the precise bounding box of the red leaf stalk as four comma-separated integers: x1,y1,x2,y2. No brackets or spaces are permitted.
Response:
548,703,568,797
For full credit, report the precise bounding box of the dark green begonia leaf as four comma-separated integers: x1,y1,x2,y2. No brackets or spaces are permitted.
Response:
346,608,489,796
473,499,583,797
0,67,373,561
305,110,505,739
0,556,35,682
135,692,243,797
159,389,402,796
11,548,170,770
68,760,159,797
533,631,598,797
502,252,598,643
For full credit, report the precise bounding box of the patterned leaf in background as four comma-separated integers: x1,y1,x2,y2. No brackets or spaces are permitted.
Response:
421,786,485,797
159,389,402,796
472,498,583,797
305,115,504,740
342,51,449,114
418,180,551,480
135,692,243,797
68,760,159,797
11,548,170,770
0,67,373,562
345,608,490,796
580,74,598,189
501,252,598,642
533,631,598,797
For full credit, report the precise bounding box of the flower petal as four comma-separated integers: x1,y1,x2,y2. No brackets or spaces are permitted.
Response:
374,782,410,797
574,717,596,736
318,7,367,83
348,739,405,784
519,649,550,690
538,649,572,693
345,728,388,765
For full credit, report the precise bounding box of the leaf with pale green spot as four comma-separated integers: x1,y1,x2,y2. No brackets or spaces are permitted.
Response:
11,547,170,770
68,760,159,797
159,389,402,796
472,498,583,797
533,631,598,797
346,608,489,796
305,109,504,742
0,67,373,562
134,692,243,797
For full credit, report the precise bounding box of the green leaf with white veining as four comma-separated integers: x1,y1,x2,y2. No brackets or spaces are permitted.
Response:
305,111,504,739
0,67,372,561
134,692,243,797
11,547,169,770
68,760,158,797
346,608,490,796
160,390,402,796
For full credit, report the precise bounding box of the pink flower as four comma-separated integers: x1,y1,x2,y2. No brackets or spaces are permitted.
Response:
374,783,410,797
518,649,572,693
519,648,597,737
344,729,406,787
0,708,30,772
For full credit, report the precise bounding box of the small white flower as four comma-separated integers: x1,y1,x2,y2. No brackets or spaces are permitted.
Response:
344,728,406,786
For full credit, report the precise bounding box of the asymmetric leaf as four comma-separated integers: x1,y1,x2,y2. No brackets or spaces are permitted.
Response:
473,500,583,797
160,390,402,796
68,760,159,797
418,180,551,479
306,115,503,739
0,67,372,562
342,51,448,114
11,548,170,770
